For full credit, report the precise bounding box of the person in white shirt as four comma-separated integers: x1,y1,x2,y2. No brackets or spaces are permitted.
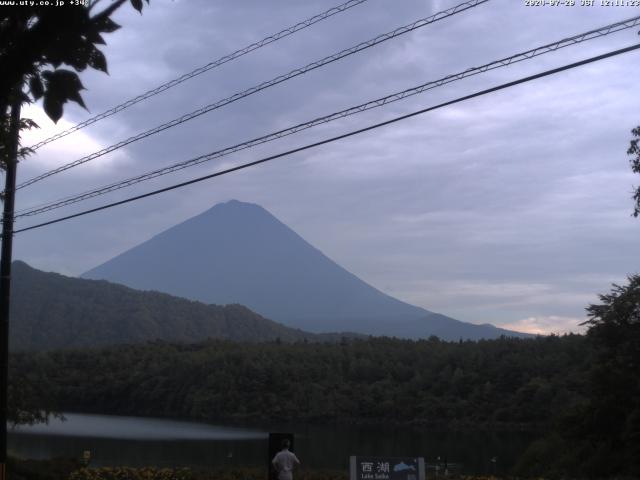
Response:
272,439,301,480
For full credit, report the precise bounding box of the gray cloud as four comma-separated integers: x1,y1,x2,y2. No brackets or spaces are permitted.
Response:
11,0,640,334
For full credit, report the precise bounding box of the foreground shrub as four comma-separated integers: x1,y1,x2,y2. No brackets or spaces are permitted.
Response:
68,467,350,480
6,456,81,480
69,467,195,480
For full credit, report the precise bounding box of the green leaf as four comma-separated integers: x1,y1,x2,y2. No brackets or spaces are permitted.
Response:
85,29,106,45
67,89,87,110
43,95,63,123
95,16,120,33
65,41,92,72
130,0,143,12
44,69,85,94
19,118,39,130
42,69,88,120
29,76,44,100
88,48,108,74
18,91,30,104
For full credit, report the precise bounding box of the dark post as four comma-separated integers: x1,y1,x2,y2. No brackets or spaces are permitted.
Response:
0,96,22,480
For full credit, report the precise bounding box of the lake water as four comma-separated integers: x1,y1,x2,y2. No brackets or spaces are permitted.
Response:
8,413,536,475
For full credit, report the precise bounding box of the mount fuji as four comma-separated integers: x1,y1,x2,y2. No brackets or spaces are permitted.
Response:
82,200,528,340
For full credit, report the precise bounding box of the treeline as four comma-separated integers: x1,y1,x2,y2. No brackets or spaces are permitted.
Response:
10,335,589,428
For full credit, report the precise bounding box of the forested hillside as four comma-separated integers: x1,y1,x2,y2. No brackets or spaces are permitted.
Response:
11,335,588,428
10,261,333,350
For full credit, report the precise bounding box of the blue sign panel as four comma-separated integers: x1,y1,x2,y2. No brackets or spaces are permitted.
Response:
350,457,425,480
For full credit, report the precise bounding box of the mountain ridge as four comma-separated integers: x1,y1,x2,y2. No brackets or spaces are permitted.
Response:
82,200,530,340
10,260,354,351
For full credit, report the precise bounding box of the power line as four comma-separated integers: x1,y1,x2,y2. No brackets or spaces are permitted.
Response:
13,43,640,235
14,14,640,219
26,0,372,151
15,0,488,191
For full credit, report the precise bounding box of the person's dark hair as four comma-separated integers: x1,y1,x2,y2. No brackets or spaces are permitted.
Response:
282,438,290,449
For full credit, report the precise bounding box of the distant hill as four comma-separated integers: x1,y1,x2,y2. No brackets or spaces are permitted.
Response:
10,261,337,351
83,200,529,340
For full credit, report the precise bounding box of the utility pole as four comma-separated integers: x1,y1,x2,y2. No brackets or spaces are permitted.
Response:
0,94,22,480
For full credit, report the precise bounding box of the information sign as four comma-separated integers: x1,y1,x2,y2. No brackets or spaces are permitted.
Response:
350,456,425,480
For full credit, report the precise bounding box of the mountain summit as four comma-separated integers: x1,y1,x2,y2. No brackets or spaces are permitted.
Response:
83,200,527,340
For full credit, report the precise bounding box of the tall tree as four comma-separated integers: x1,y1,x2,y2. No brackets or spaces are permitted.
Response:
516,123,640,477
0,1,150,477
629,126,640,217
569,275,640,477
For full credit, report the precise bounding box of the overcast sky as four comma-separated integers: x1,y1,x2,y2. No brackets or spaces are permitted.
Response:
11,0,640,335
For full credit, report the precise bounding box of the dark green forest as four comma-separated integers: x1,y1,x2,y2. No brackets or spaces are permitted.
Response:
11,335,588,427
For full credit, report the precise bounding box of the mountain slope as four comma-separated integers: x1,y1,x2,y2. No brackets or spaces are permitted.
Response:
83,200,529,340
10,261,329,351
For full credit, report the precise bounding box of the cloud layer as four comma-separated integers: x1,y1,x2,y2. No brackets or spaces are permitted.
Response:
11,0,640,334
